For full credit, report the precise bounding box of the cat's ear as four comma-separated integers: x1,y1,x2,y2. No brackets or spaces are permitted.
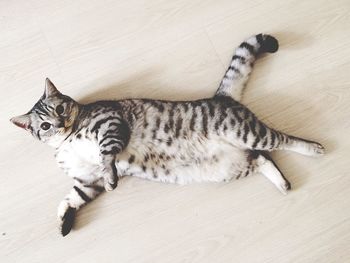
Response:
10,114,32,131
44,78,61,98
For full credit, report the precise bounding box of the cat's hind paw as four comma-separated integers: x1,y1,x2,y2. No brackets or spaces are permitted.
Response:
311,142,325,156
276,179,291,195
302,141,325,157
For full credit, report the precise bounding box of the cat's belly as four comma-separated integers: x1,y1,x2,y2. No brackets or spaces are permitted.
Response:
116,136,249,184
55,134,250,184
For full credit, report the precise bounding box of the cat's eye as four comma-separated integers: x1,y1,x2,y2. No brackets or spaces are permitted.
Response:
40,122,51,131
56,105,64,115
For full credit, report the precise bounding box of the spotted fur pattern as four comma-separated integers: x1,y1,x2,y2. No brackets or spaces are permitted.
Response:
10,34,325,236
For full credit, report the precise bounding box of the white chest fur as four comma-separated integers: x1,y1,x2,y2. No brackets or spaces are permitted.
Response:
55,137,102,182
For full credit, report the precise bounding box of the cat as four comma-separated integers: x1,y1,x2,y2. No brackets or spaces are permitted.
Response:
10,34,325,236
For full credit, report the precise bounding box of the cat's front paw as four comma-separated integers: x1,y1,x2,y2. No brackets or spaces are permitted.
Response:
103,172,118,192
57,201,76,236
104,178,118,192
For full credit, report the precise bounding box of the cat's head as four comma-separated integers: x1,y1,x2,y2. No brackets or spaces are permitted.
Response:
10,78,80,147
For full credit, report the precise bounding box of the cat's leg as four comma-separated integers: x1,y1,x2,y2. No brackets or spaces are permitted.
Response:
99,153,119,192
250,129,325,157
95,117,130,192
223,105,325,156
252,151,291,195
57,178,104,236
233,151,290,194
215,34,278,101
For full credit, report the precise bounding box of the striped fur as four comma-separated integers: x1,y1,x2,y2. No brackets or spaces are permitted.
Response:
10,34,324,236
216,34,278,101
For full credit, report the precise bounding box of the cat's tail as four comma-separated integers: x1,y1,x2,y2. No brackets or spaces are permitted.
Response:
214,34,278,102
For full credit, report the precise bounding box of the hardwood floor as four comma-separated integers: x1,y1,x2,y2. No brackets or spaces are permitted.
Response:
1,0,349,262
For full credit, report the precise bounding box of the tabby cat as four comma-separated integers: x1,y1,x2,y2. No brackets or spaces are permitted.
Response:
10,34,324,236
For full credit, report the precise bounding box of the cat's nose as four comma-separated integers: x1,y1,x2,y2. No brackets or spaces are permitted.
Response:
57,120,65,128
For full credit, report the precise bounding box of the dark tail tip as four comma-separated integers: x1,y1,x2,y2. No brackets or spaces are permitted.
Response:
261,34,279,53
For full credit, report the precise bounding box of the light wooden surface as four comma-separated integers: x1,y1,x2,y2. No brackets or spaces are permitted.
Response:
1,0,350,262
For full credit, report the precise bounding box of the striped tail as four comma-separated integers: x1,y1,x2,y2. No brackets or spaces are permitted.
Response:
215,34,279,101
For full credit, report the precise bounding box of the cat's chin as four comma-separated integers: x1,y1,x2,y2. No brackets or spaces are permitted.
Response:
45,133,72,148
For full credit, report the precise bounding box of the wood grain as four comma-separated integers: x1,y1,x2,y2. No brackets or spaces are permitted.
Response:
1,0,350,262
